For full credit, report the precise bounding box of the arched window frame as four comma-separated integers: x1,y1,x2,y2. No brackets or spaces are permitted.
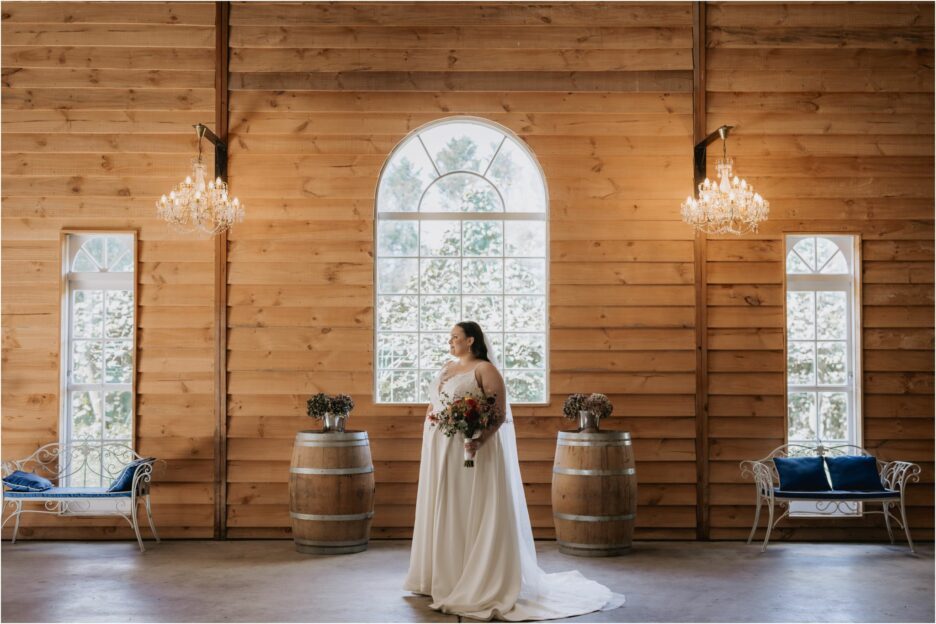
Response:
59,230,138,487
374,116,550,405
784,234,862,447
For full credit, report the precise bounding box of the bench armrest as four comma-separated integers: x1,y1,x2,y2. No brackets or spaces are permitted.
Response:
880,460,921,493
740,460,775,497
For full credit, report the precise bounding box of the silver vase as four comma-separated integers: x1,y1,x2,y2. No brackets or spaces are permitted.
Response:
578,410,599,432
322,412,347,433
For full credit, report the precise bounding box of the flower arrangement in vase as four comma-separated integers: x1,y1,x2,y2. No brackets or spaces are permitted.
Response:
562,393,613,432
306,393,355,432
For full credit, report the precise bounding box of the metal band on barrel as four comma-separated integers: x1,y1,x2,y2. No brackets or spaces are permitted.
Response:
553,512,636,522
289,511,374,521
557,439,632,447
290,466,374,475
295,440,369,448
552,467,636,476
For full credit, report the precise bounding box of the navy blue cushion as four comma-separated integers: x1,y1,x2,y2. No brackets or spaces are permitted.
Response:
826,455,885,492
3,470,53,492
773,456,831,491
774,488,899,500
4,487,132,499
106,457,155,492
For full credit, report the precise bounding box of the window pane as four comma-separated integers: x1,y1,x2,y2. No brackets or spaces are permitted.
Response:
462,259,503,294
462,295,503,331
820,253,848,274
377,259,418,294
488,139,547,213
506,259,546,294
817,342,847,385
420,259,460,294
377,295,419,331
786,251,812,274
104,341,132,384
787,342,815,385
816,238,840,272
377,138,436,212
392,371,417,402
105,237,132,271
505,221,546,257
788,391,817,441
71,391,102,440
104,391,132,439
73,250,99,272
505,296,546,331
377,370,394,403
377,221,418,256
83,237,106,268
73,290,104,338
422,173,502,212
463,220,503,256
786,291,815,340
419,333,451,369
419,221,460,256
105,290,134,338
504,333,546,369
819,392,848,440
791,238,816,271
72,341,103,384
506,371,546,403
816,292,847,340
420,296,459,331
420,122,502,174
377,332,417,369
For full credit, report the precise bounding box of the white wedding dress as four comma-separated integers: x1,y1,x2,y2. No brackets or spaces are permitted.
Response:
403,362,625,621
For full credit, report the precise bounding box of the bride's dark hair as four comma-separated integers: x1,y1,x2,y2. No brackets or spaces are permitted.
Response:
456,321,490,362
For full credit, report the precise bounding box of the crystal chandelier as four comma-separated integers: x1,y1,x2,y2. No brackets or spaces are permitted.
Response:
681,127,768,235
157,125,243,235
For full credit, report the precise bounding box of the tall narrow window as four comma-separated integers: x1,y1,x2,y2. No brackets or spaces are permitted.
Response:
375,117,548,404
61,232,137,486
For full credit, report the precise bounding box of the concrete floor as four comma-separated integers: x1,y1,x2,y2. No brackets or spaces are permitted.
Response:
1,540,933,623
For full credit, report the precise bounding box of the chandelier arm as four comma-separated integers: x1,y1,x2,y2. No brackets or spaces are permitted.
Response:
692,124,733,195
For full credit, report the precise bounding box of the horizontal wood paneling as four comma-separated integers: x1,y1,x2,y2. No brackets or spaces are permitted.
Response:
225,1,697,538
0,2,217,538
705,1,935,540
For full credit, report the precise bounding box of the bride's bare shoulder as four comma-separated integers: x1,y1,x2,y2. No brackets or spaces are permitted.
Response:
476,360,502,378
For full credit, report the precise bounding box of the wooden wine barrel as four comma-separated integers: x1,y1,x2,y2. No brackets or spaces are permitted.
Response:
288,430,375,555
551,431,636,557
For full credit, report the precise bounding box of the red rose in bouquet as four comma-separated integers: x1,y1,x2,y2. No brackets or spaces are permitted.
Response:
430,390,502,467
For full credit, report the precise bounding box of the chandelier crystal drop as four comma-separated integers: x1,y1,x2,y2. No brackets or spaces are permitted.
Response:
156,128,244,236
681,134,768,236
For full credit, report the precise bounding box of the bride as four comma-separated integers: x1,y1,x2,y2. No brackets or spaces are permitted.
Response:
403,321,625,621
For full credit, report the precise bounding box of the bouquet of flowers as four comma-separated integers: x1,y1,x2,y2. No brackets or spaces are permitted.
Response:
585,393,613,422
306,393,331,420
430,390,502,467
329,393,354,416
562,393,589,421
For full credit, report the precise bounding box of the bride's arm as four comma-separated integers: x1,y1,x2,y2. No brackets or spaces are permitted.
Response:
475,362,508,443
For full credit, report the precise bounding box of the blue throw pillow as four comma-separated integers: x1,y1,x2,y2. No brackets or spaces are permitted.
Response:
773,456,831,491
3,470,53,492
826,456,885,492
107,458,155,493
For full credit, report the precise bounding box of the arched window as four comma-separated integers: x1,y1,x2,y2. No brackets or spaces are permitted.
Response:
62,232,137,486
785,234,860,446
375,117,548,404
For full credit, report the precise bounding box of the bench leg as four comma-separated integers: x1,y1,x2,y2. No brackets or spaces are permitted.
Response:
898,497,915,554
131,500,145,552
883,503,895,544
145,495,160,543
10,502,22,544
747,496,762,545
760,498,775,553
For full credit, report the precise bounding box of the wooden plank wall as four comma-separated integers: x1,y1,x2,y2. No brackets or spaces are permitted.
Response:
1,2,218,539
704,1,935,540
224,1,699,539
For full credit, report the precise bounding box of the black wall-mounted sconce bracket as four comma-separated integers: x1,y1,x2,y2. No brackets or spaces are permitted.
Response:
194,123,228,182
692,124,733,195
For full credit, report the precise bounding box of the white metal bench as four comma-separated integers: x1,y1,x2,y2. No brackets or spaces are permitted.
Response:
740,443,921,553
2,442,160,552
